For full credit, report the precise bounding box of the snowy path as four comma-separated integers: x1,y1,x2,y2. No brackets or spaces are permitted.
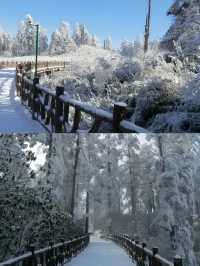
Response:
0,69,45,133
65,236,135,266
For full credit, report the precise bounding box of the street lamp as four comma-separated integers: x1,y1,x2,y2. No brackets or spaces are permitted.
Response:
34,24,39,78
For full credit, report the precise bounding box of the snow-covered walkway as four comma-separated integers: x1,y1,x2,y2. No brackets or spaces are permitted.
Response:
0,69,45,133
65,236,135,266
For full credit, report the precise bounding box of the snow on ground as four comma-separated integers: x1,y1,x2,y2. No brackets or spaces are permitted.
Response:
65,236,135,266
0,68,45,133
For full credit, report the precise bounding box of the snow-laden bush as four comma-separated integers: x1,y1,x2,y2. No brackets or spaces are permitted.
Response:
120,39,143,58
120,41,135,57
134,78,179,126
182,71,200,111
150,112,200,133
114,60,143,83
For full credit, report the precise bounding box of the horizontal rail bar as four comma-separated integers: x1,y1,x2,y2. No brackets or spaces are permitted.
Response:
0,234,90,266
108,234,183,266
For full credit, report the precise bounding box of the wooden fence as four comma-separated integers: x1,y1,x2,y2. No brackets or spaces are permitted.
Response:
108,234,183,266
16,63,148,133
0,234,90,266
0,61,65,70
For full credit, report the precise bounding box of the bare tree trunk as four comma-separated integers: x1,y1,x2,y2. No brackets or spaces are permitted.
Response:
85,192,90,233
127,136,137,218
47,133,53,176
107,136,112,232
71,134,81,219
157,135,165,173
144,0,152,53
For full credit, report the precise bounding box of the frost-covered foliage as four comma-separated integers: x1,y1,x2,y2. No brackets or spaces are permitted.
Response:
49,22,76,55
161,0,200,59
114,60,143,83
0,32,12,56
12,15,48,56
73,23,92,47
120,40,135,57
149,135,198,266
120,39,143,58
134,78,179,126
0,135,84,262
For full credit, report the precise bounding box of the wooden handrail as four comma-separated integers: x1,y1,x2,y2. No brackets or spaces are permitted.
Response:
0,61,66,70
15,62,148,133
0,234,90,266
108,234,183,266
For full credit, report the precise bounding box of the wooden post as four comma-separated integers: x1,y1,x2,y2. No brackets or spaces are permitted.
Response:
21,72,26,101
55,86,64,133
85,192,90,234
174,256,183,266
152,247,159,266
29,245,37,266
32,77,40,120
71,108,81,132
142,243,147,262
112,102,127,132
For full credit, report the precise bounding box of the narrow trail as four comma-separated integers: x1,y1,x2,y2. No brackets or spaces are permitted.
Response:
0,68,45,133
65,236,136,266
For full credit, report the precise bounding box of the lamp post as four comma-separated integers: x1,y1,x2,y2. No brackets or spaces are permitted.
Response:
34,24,39,78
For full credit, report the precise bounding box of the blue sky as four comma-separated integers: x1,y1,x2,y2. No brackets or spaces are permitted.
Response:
0,0,173,47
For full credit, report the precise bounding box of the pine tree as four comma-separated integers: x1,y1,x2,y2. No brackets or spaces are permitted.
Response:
12,15,48,56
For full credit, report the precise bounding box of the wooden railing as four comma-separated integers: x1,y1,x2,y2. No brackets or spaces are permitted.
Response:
16,63,148,133
0,234,90,266
108,234,183,266
0,61,66,70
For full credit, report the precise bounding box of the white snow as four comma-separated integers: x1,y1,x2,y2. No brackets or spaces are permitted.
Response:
65,236,135,266
0,68,45,133
22,141,47,172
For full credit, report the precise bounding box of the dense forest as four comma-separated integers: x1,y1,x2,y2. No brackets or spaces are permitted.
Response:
0,134,200,265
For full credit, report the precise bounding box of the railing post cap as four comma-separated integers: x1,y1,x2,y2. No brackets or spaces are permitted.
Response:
174,256,183,265
49,241,54,248
56,86,65,96
114,102,128,108
28,244,35,253
33,76,40,84
142,242,147,248
152,247,159,255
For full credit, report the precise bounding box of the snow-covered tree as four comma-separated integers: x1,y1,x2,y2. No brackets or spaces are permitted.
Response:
49,22,76,55
90,34,98,47
0,31,12,56
104,36,112,50
73,23,91,46
161,0,200,59
12,15,48,56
